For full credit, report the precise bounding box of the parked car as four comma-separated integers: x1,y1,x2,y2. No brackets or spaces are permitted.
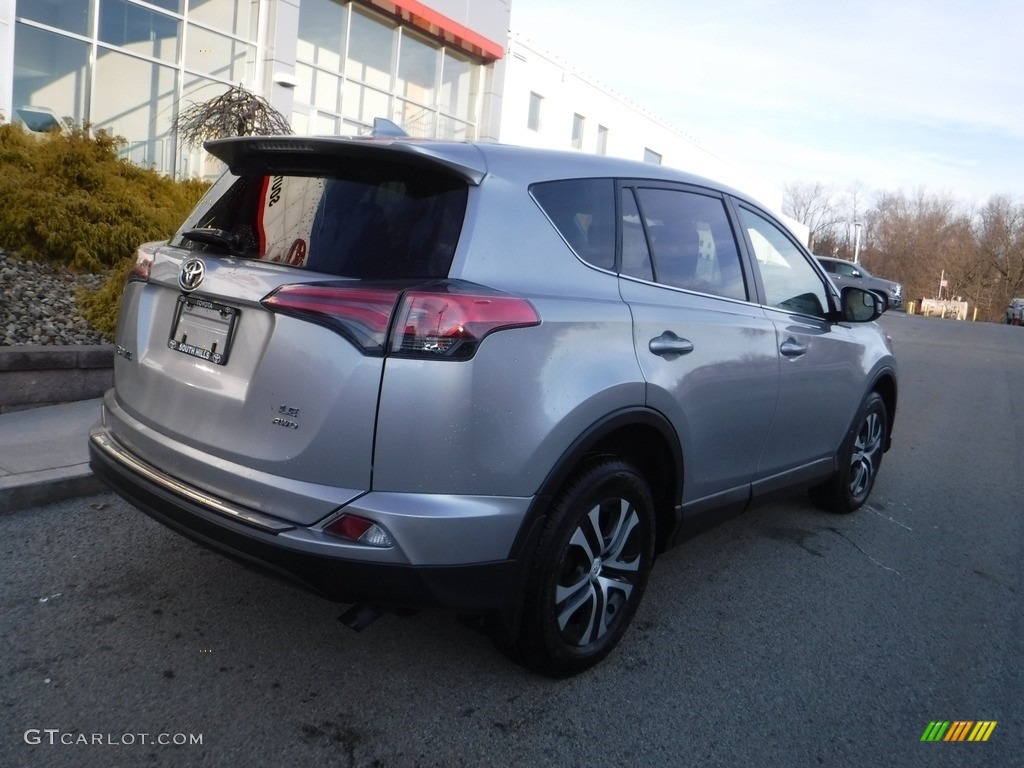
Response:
1006,298,1024,325
815,255,902,310
90,133,898,677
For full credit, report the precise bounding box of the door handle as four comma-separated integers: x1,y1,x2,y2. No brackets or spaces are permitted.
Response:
780,338,807,358
649,331,694,358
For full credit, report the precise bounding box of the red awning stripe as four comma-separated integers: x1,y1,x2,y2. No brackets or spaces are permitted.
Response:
361,0,505,61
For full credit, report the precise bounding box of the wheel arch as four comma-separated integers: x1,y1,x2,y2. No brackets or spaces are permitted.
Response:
871,368,898,452
514,408,684,559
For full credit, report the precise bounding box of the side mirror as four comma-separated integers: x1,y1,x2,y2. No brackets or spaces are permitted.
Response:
841,287,884,322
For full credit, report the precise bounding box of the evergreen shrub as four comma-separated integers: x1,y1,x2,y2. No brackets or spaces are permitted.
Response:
0,121,209,339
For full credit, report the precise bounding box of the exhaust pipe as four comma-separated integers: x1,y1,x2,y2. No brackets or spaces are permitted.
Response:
337,603,381,632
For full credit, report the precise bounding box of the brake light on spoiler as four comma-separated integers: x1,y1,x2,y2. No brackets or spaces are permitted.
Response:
261,281,540,360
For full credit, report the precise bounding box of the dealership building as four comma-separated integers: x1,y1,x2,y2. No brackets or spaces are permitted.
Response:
0,0,784,211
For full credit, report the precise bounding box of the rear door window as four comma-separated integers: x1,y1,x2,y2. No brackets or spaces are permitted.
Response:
630,187,747,301
174,165,468,279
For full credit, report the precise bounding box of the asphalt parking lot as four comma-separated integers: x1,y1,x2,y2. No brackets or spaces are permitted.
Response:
1,312,1021,767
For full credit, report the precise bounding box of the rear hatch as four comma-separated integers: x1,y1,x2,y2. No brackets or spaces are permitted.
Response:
109,137,479,524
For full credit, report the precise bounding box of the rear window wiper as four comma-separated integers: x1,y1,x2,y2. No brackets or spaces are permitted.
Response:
182,228,242,253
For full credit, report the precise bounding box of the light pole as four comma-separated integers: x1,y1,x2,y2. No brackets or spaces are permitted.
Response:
853,222,862,265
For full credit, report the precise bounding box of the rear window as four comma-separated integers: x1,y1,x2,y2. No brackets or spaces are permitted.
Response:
173,163,467,279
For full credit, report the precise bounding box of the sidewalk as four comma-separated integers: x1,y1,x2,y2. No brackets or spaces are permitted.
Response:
0,398,105,514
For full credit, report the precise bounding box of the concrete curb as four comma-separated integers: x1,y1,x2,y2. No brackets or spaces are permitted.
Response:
0,344,113,413
0,467,106,514
0,398,106,514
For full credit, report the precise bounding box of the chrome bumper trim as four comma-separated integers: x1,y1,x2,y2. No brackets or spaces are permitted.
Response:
90,431,295,534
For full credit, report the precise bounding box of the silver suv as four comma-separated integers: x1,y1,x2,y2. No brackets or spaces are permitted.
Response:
90,136,897,677
815,255,903,310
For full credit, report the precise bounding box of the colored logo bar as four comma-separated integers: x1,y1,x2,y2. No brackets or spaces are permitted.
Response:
921,721,997,742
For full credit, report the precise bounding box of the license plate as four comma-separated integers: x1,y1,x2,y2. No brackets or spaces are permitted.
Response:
168,296,238,366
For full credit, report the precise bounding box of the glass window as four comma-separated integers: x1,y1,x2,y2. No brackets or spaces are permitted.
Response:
296,0,347,69
290,109,311,135
314,113,339,135
633,188,746,300
93,49,177,172
571,114,585,149
342,81,390,128
739,207,829,317
178,75,230,179
12,24,90,127
294,62,315,106
99,0,180,62
643,148,662,165
531,179,615,270
147,0,182,11
346,8,395,90
314,70,341,114
528,92,542,131
17,0,91,36
597,125,609,155
395,100,435,138
188,0,258,39
174,165,468,280
437,116,473,141
185,24,254,83
440,51,475,122
397,34,438,106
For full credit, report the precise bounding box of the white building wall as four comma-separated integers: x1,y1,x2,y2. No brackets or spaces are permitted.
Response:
0,0,12,123
498,34,807,239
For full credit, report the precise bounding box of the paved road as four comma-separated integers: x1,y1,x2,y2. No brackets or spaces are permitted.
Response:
1,313,1021,767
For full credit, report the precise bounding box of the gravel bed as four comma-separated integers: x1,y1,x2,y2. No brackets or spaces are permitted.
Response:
1,249,110,346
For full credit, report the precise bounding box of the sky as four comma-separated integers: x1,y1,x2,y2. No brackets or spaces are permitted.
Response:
508,0,1024,205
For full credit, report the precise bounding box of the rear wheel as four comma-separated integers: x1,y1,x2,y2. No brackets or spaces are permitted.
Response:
513,459,655,678
810,391,887,513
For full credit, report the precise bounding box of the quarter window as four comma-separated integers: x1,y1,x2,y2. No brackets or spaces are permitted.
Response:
531,179,615,270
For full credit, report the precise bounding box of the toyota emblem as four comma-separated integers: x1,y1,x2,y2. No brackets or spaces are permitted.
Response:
179,258,206,292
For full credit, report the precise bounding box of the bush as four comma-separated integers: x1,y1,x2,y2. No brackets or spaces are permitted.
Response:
76,258,134,340
0,120,209,341
0,121,208,273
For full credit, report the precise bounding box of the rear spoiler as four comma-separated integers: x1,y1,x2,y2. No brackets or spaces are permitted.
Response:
204,135,488,185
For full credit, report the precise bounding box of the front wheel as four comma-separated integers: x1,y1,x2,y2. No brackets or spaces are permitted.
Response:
810,391,887,513
513,459,655,678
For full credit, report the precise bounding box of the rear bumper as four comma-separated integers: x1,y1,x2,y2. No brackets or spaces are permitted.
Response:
88,426,523,613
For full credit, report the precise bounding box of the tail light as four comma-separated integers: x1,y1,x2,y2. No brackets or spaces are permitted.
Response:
261,284,402,354
262,281,540,359
128,245,157,282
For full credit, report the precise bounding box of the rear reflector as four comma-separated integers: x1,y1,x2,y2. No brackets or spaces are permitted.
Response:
262,281,539,359
324,514,395,548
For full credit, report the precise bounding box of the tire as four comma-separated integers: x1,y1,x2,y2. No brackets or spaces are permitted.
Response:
513,459,656,678
809,391,887,513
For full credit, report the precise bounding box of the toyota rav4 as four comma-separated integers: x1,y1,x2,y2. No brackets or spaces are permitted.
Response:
90,135,897,677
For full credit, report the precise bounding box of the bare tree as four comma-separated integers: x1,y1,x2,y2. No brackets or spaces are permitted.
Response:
783,181,839,252
172,85,293,147
866,189,975,307
975,196,1024,315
